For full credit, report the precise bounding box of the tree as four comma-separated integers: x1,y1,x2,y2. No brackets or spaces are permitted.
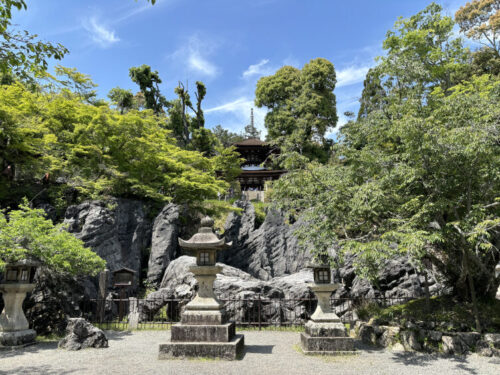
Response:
212,125,244,147
0,0,67,80
271,4,500,332
0,200,106,275
0,80,228,205
255,58,337,163
129,64,169,114
455,0,500,56
357,67,388,119
243,123,261,139
53,65,98,104
380,3,469,105
108,87,134,114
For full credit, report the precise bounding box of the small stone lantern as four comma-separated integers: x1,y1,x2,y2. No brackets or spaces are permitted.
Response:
112,267,135,321
300,262,355,355
112,267,135,287
0,259,40,347
159,216,245,360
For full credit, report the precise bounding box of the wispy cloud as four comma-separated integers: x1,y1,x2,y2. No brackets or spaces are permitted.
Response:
206,98,267,134
169,35,219,78
336,65,370,88
82,17,119,48
242,59,271,78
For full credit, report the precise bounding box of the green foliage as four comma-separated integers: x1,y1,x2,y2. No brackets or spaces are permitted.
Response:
252,201,268,228
108,87,135,114
255,58,337,163
129,64,169,114
270,3,500,308
212,125,244,148
0,82,227,204
212,145,243,183
455,0,499,55
357,296,500,333
0,199,106,275
0,0,67,80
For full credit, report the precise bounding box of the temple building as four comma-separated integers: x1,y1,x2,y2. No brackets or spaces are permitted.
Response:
233,138,285,201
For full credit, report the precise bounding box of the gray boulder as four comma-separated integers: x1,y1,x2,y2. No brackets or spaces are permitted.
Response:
442,335,468,355
58,318,108,350
64,199,151,291
222,203,312,280
140,256,314,324
147,203,180,287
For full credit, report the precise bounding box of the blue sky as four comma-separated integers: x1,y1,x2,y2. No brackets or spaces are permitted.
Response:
12,0,464,137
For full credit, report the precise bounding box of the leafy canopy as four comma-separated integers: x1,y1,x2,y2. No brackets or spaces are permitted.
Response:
271,4,500,304
0,81,228,204
255,58,337,164
0,200,106,275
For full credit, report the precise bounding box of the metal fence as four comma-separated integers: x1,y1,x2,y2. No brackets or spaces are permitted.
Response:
67,294,418,330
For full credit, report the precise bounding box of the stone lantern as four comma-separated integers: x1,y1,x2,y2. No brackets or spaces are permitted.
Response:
159,216,244,360
300,262,355,355
0,259,40,347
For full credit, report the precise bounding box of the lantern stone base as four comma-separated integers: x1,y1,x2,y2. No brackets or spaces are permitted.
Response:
171,322,236,342
300,333,355,354
159,334,244,360
0,329,36,348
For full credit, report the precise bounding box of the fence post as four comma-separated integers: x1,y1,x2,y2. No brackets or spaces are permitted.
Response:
98,268,109,323
258,294,261,331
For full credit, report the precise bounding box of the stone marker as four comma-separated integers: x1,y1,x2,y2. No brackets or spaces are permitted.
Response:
300,263,355,355
158,216,244,360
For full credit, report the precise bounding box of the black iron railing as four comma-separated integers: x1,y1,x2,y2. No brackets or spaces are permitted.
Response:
28,294,420,330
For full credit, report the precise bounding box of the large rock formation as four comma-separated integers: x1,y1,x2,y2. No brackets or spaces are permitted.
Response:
147,203,180,287
140,256,314,324
221,201,312,280
64,199,151,290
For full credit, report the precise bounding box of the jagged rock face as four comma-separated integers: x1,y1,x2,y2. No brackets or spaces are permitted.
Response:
58,318,108,351
64,199,151,289
333,254,444,301
141,256,315,324
24,268,90,336
147,203,180,287
222,201,312,280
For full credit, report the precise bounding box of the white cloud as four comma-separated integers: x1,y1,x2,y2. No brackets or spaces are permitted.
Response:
170,35,219,78
336,65,370,88
83,17,119,48
242,59,271,78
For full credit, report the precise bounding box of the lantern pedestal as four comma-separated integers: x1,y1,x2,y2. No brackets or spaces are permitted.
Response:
159,265,244,360
300,283,355,355
0,283,37,348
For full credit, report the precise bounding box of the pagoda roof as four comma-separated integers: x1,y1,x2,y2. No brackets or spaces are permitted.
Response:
233,138,268,147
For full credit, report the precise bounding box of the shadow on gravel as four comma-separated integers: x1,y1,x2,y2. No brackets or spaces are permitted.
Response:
0,365,77,375
244,345,274,354
354,341,385,353
0,341,58,358
391,352,480,375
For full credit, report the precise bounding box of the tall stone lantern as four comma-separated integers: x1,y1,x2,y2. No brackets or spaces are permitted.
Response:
159,216,244,360
300,262,355,355
0,259,40,347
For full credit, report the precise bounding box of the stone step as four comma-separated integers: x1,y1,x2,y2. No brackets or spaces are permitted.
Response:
171,322,236,343
300,332,355,353
159,334,244,360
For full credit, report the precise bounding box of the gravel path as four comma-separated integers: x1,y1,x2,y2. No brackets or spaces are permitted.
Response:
1,331,499,375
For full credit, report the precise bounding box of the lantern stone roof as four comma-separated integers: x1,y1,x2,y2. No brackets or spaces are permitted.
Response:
178,216,232,250
112,267,136,275
6,258,41,267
